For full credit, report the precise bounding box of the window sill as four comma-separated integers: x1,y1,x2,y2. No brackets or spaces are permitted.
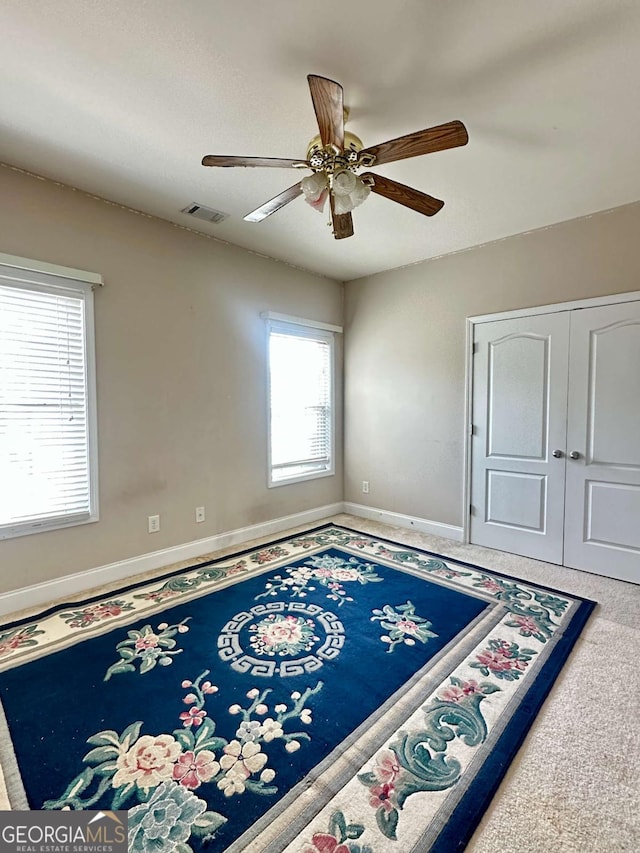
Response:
268,469,335,488
0,512,99,541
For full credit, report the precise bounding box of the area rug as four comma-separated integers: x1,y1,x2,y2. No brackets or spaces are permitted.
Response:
0,524,595,852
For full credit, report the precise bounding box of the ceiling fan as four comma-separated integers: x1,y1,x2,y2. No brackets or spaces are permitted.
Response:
202,74,468,240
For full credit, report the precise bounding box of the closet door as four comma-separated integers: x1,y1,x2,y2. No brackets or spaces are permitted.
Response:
563,301,640,583
470,312,570,563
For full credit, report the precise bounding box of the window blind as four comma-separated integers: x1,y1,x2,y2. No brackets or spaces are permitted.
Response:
268,324,333,484
0,278,96,536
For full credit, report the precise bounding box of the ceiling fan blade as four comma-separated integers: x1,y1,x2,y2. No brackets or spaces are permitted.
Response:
361,120,468,166
307,74,344,150
330,194,354,240
202,155,307,168
361,173,444,216
243,182,303,222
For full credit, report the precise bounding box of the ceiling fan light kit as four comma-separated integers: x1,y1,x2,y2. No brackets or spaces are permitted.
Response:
300,170,328,201
202,74,468,239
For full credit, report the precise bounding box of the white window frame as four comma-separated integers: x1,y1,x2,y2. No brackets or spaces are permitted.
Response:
0,253,101,540
263,312,341,488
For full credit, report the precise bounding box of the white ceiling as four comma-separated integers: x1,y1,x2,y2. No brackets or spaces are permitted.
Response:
1,0,640,281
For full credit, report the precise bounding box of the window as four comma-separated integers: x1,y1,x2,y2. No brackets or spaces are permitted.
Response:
0,255,100,539
265,314,339,486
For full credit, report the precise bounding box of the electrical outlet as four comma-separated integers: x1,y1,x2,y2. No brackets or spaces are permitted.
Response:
148,514,160,533
195,506,206,523
362,480,369,494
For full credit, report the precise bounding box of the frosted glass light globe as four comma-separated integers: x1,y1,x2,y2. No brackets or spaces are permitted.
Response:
332,169,357,196
301,171,328,201
350,176,371,207
333,193,355,215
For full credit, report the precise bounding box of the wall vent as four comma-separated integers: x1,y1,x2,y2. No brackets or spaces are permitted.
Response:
181,203,229,224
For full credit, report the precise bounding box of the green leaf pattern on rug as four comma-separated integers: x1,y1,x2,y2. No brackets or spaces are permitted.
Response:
290,530,377,550
357,676,500,840
0,624,45,658
133,563,246,604
250,546,290,564
58,599,135,628
103,618,192,681
374,546,473,580
43,670,323,852
370,601,438,652
130,544,295,607
256,554,383,607
300,809,372,853
470,638,538,680
473,575,568,643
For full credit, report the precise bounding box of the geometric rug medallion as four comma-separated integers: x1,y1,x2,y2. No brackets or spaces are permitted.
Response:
0,525,596,852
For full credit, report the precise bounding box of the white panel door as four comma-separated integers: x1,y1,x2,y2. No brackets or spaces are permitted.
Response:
470,313,570,563
564,302,640,583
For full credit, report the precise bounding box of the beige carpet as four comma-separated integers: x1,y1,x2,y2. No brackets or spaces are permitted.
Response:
1,513,638,851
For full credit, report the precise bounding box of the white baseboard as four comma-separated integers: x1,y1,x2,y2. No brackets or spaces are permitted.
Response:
343,502,464,543
0,503,343,619
0,501,463,620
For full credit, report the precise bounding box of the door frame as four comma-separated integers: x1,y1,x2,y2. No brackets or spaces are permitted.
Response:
462,289,640,544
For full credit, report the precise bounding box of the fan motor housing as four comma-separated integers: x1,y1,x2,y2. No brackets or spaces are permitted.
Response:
306,131,375,173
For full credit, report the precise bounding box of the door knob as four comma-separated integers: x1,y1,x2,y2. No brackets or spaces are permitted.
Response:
569,450,581,459
552,449,564,458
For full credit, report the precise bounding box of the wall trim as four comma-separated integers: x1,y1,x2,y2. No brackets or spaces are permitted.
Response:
0,503,343,618
0,251,103,286
469,288,640,324
260,311,343,334
343,502,464,542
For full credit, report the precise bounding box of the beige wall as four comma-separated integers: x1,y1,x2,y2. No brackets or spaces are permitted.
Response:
4,162,640,593
344,202,640,527
0,166,343,593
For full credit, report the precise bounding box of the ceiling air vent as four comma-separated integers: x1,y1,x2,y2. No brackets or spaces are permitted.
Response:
181,203,229,224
